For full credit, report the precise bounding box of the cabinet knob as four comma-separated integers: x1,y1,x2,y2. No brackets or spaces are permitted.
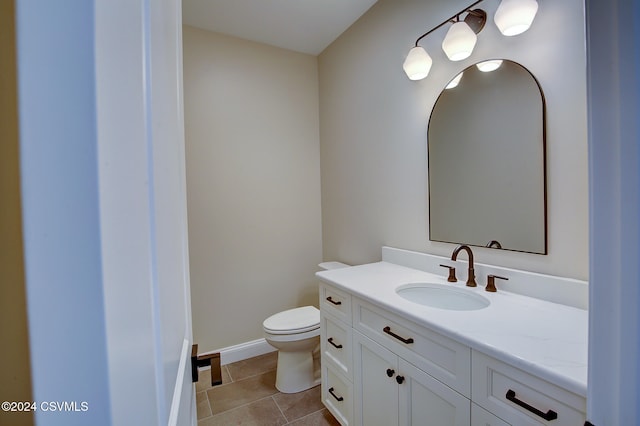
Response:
386,368,395,377
396,375,405,384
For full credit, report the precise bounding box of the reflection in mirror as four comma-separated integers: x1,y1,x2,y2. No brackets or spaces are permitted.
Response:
428,60,546,254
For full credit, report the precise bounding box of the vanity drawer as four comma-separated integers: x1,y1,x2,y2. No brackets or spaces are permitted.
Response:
472,350,586,425
353,297,471,397
321,311,353,378
320,283,352,324
322,363,353,426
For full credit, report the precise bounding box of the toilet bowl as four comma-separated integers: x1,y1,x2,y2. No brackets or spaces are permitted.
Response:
263,306,320,393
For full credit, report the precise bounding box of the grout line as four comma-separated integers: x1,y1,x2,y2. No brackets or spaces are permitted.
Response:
224,365,233,383
283,408,331,426
224,366,278,384
204,390,212,421
272,394,289,423
196,390,214,423
202,394,282,423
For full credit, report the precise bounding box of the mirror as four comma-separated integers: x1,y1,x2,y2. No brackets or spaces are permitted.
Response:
427,60,546,254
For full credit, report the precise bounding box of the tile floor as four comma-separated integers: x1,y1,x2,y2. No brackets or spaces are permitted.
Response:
196,351,340,425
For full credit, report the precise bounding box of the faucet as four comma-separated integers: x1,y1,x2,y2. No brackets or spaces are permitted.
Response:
485,240,502,249
451,244,477,287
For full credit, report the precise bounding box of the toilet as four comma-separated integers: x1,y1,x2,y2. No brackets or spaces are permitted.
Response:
263,306,321,393
263,261,349,393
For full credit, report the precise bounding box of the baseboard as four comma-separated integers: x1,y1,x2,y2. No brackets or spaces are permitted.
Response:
198,338,276,366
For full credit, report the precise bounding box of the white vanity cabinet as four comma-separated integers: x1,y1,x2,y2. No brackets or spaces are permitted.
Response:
320,283,354,425
471,351,587,425
353,331,470,426
472,403,510,426
319,281,587,426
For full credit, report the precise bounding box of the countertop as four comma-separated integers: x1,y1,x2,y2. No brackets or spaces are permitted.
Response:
316,261,588,397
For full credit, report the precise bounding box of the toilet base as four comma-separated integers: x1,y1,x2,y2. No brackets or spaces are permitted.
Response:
275,350,320,393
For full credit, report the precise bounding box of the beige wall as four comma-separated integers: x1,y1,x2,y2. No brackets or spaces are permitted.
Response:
183,26,323,352
0,1,33,425
319,0,589,281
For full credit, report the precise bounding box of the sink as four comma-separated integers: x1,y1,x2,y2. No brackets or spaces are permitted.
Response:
396,283,490,311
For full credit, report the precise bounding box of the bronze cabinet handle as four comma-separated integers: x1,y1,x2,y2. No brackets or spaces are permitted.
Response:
327,337,343,349
326,296,342,306
386,368,395,377
383,326,414,344
506,389,558,421
328,387,344,402
396,375,405,384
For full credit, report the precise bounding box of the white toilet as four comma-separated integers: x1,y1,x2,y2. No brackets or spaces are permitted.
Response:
263,261,349,393
263,306,321,393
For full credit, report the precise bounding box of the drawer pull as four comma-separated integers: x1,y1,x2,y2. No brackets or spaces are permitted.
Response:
386,368,395,377
505,389,558,421
383,326,414,344
327,337,343,349
326,296,342,306
396,375,405,384
328,387,344,402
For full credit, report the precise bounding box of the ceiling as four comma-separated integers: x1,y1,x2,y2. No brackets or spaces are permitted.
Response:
182,0,379,56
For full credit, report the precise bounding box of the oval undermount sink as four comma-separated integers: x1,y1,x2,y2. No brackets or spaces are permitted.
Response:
396,283,490,311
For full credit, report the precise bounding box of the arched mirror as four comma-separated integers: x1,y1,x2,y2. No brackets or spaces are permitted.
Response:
427,60,546,254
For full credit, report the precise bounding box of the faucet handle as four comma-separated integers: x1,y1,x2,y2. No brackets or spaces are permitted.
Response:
486,274,508,292
439,264,457,282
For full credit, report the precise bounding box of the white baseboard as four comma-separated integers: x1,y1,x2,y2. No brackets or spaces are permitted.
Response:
199,338,276,366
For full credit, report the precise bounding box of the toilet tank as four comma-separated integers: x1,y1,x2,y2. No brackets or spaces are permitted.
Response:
318,261,350,271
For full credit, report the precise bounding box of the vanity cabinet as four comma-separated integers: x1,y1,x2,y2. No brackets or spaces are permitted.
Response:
320,283,354,425
353,331,470,426
472,403,510,426
471,351,587,425
319,282,586,426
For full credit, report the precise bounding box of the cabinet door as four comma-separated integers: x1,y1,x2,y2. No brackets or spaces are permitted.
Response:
398,359,470,426
353,331,399,426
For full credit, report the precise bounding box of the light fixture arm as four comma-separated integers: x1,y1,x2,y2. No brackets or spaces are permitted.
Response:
413,0,486,47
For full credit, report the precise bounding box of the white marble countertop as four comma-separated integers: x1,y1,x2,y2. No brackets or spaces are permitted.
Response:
316,261,588,397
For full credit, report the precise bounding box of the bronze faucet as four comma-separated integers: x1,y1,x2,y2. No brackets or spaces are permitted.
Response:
486,274,509,292
485,240,502,249
451,244,477,287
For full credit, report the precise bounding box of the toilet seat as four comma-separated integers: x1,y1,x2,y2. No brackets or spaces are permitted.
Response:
263,306,320,335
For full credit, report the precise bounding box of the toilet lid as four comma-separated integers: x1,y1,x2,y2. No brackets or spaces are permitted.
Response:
263,306,320,335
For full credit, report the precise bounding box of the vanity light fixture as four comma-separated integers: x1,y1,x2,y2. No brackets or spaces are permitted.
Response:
441,18,478,61
403,0,538,81
403,46,433,81
494,0,539,36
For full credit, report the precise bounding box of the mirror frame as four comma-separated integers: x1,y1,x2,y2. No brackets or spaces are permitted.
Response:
427,59,548,254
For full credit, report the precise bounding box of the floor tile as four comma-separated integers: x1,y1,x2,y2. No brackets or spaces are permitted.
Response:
196,391,211,420
273,385,323,422
198,397,287,426
206,370,278,414
286,408,342,426
226,351,278,382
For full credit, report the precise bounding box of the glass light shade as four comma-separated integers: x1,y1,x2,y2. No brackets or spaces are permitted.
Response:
445,72,463,89
442,21,477,61
476,60,503,72
494,0,539,36
403,46,433,80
